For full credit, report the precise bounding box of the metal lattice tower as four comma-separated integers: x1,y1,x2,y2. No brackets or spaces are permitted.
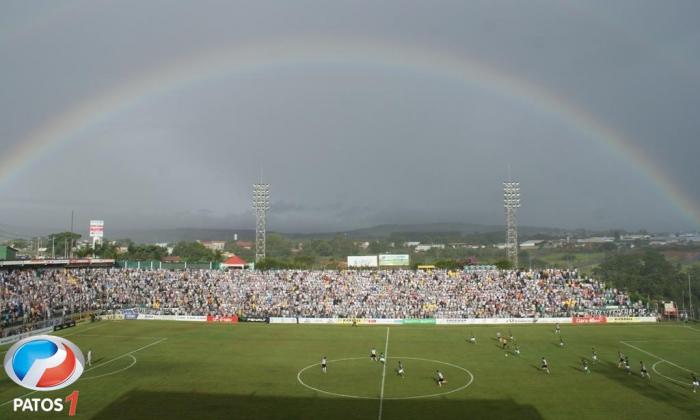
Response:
252,183,270,262
503,182,520,268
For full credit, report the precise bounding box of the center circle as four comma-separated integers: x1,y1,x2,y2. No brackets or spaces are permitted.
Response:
80,354,138,380
297,356,474,400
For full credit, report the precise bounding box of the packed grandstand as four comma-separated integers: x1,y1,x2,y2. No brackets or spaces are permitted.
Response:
0,268,652,336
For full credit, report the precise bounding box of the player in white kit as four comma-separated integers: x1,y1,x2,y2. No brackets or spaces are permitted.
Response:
436,370,446,386
397,361,405,378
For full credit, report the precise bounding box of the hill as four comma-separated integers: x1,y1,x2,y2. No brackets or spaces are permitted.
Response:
110,223,566,244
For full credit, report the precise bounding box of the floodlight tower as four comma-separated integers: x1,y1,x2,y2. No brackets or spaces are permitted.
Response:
252,182,270,262
503,181,521,268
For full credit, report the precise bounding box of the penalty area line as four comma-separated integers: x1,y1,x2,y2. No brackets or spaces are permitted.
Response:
620,340,698,386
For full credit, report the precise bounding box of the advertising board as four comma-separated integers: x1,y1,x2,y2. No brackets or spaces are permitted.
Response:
572,315,608,324
89,220,104,238
269,317,298,324
347,256,378,268
606,316,657,323
378,254,410,267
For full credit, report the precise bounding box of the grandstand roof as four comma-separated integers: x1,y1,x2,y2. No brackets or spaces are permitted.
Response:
222,255,247,266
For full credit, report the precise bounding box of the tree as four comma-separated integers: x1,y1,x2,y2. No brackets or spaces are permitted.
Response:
76,242,120,259
47,232,82,258
266,233,293,258
594,249,696,308
494,259,514,270
434,259,461,270
125,244,169,261
171,241,221,262
9,239,30,250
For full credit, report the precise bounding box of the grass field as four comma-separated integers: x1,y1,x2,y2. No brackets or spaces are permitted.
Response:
1,321,699,419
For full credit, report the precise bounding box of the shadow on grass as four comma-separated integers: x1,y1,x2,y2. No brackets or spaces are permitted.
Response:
595,360,697,416
90,390,544,420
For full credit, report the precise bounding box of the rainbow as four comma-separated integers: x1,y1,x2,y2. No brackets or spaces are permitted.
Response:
2,38,698,227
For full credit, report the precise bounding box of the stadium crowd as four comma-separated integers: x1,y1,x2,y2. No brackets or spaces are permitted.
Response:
1,267,650,334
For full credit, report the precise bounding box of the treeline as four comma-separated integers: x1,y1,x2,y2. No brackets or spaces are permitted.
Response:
594,249,699,317
78,240,222,262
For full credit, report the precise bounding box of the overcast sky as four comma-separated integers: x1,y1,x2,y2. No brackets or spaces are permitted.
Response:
1,0,699,237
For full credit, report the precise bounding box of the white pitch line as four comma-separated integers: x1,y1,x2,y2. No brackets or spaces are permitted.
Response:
624,339,700,343
0,390,37,406
0,337,166,407
296,356,474,400
652,360,691,386
620,341,692,373
74,334,164,339
81,354,138,380
82,337,167,373
0,322,106,354
62,322,107,337
685,324,700,333
378,327,389,420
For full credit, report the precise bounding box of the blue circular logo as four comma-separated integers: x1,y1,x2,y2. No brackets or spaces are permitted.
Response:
3,335,84,391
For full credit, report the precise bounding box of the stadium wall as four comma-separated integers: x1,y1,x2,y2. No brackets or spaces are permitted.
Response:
102,311,658,325
0,326,54,346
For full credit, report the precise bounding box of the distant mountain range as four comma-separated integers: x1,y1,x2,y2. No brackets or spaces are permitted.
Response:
109,223,568,244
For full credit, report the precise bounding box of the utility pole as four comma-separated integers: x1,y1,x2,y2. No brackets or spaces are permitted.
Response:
70,210,74,259
682,290,686,321
52,236,55,259
689,272,694,320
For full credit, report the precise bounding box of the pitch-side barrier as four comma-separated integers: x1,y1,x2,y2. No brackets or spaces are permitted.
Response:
98,312,658,325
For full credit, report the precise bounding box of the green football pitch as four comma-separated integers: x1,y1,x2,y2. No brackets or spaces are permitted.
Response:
1,321,699,419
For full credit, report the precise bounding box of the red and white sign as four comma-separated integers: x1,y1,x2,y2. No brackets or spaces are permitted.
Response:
89,220,104,238
572,315,607,324
206,315,239,323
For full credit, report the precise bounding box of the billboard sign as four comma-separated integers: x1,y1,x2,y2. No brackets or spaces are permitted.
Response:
347,255,378,268
572,315,607,324
89,220,104,238
378,254,410,266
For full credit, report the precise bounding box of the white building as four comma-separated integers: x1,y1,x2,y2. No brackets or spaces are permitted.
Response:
414,244,445,252
519,240,544,249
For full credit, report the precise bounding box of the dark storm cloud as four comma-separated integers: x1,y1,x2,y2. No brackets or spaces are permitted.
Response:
1,0,699,235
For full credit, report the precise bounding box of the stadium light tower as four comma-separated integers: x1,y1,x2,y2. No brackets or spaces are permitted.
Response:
503,181,520,268
252,182,270,262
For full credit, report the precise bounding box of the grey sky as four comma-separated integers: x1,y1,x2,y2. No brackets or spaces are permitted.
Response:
1,0,699,236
